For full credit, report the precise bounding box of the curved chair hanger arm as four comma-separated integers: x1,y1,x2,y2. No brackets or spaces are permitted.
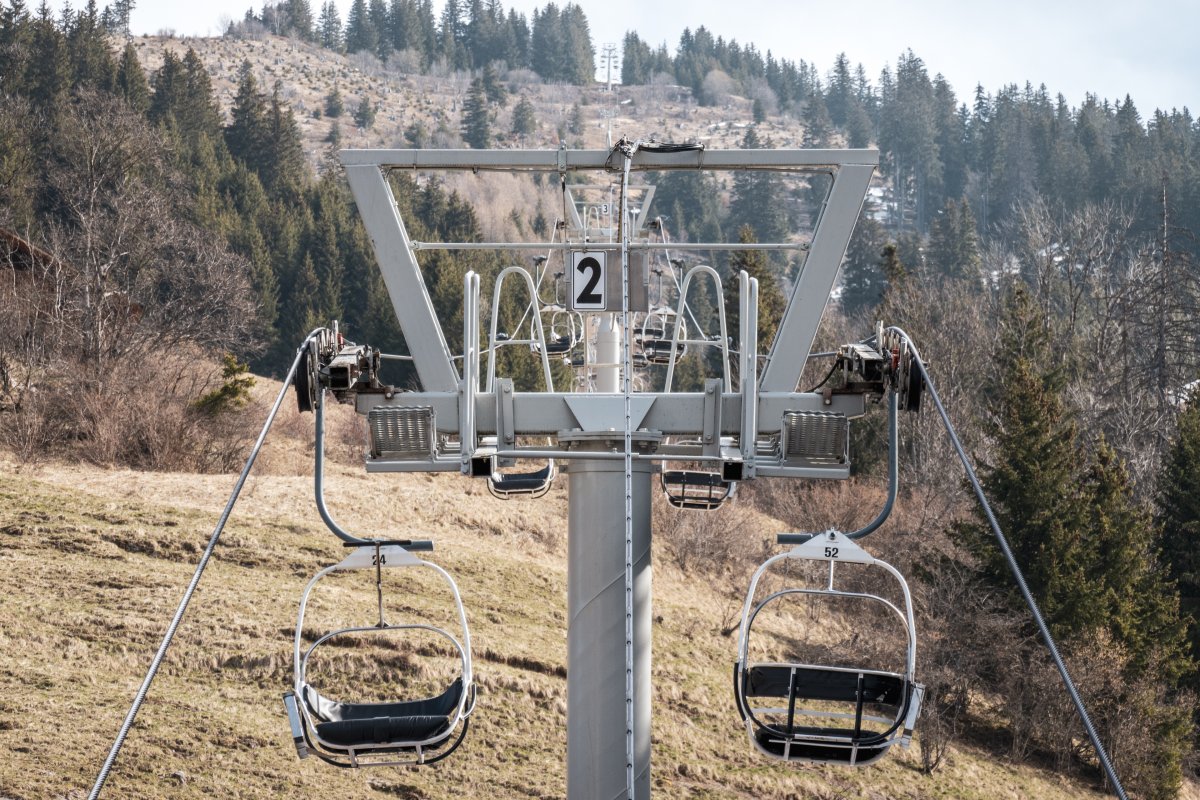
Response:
314,391,374,546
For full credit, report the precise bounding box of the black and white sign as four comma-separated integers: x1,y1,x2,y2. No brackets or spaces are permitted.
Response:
570,251,607,311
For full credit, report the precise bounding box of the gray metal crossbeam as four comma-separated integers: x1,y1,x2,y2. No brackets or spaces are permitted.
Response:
341,148,878,172
354,391,867,435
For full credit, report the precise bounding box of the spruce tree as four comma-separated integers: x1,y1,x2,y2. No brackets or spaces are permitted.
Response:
728,127,788,244
225,62,268,168
344,0,377,55
283,0,314,40
148,49,182,125
353,96,376,130
724,225,786,357
115,42,149,115
323,85,343,117
480,62,506,106
178,49,223,146
317,1,343,51
511,94,535,136
25,1,68,110
0,0,32,98
840,211,887,315
960,284,1091,636
926,198,981,283
264,81,306,198
67,0,115,92
460,77,490,148
1159,389,1200,659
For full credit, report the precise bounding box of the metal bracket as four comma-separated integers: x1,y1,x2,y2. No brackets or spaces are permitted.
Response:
702,378,723,458
496,378,516,449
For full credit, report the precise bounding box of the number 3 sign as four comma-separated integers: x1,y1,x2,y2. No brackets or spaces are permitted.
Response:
570,251,607,311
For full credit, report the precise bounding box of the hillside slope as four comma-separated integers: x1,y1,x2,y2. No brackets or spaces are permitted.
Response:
0,395,1147,800
130,32,813,163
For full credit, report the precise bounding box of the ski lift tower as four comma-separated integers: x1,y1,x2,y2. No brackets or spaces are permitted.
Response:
333,141,877,799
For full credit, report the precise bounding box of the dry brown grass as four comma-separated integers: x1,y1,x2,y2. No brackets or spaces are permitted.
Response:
0,394,1148,799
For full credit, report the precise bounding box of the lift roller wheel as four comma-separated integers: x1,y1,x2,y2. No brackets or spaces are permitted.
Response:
295,337,321,413
879,329,924,413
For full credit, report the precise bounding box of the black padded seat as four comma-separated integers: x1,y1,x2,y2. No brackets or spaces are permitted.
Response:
491,464,553,493
746,665,904,706
542,337,573,355
304,678,463,748
753,728,891,764
662,470,733,510
641,340,683,364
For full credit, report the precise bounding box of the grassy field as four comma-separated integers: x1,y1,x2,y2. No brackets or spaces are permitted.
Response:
0,399,1171,799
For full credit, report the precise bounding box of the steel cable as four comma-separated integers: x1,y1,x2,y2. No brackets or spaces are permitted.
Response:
87,330,322,800
888,326,1128,800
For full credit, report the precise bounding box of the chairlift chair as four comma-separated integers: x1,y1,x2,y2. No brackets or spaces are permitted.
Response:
658,265,736,510
538,306,581,357
480,267,557,498
634,308,687,365
283,541,475,768
660,467,736,510
733,530,923,766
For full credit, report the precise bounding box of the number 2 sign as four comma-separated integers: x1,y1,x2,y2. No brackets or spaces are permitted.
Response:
570,251,607,311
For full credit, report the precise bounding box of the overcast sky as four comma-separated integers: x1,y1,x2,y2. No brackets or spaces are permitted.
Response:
123,0,1198,115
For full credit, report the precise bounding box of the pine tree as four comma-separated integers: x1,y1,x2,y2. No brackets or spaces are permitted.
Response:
511,94,535,136
1159,388,1200,659
317,0,343,51
324,85,343,117
840,211,887,315
115,42,149,114
344,0,377,54
460,76,490,148
353,96,376,129
724,225,786,355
